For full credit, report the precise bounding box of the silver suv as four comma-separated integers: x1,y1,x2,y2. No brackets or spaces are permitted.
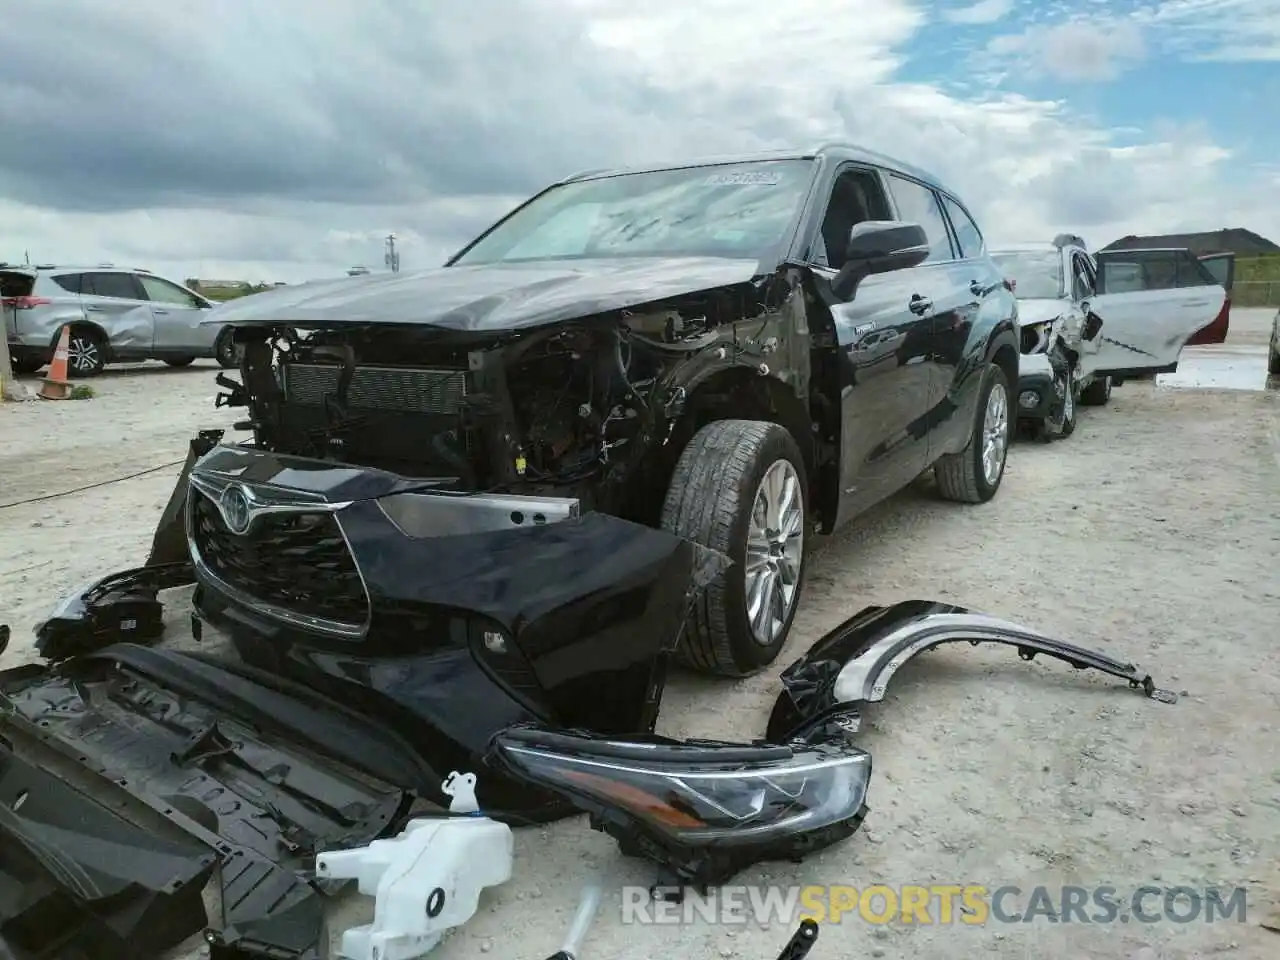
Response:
2,264,239,376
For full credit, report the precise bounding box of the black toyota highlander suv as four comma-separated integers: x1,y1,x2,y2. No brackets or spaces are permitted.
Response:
185,143,1020,694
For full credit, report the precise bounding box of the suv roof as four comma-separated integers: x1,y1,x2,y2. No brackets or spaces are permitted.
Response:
559,142,954,199
2,264,153,274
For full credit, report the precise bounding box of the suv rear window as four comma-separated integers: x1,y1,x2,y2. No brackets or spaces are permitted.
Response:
0,270,35,298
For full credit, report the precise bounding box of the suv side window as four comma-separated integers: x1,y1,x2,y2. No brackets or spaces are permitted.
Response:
83,272,143,300
940,195,983,259
50,273,84,294
810,166,893,269
885,176,953,263
1071,253,1095,300
139,274,198,306
1174,250,1216,286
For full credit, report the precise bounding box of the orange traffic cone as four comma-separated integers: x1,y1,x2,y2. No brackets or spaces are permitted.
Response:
39,326,74,400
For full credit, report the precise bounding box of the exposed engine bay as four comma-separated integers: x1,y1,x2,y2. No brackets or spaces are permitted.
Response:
218,287,783,518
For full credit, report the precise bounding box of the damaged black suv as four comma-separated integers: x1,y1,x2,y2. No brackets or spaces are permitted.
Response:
194,144,1018,686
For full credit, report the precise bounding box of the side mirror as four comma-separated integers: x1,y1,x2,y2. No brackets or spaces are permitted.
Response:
1083,311,1103,341
834,221,931,299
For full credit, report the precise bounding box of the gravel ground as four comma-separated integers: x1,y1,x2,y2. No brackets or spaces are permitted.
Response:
2,312,1279,960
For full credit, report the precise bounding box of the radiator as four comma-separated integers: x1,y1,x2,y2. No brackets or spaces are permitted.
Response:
280,363,468,415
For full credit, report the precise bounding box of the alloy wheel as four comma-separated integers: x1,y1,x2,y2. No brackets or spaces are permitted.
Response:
981,381,1009,485
744,459,804,645
67,335,101,374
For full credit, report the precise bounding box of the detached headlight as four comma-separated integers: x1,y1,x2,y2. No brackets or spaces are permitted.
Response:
489,727,871,846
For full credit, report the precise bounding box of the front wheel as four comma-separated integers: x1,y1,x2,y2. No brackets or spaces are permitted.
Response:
661,419,809,677
1269,346,1280,376
935,362,1011,503
215,329,241,369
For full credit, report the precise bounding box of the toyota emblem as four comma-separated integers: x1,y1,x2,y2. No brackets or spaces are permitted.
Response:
218,484,254,535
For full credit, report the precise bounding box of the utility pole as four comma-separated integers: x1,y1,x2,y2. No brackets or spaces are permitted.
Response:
384,234,400,273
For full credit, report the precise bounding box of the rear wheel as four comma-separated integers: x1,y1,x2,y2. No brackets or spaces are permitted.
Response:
66,326,105,377
164,356,196,367
935,362,1011,503
1269,345,1280,376
661,419,808,677
1080,374,1112,406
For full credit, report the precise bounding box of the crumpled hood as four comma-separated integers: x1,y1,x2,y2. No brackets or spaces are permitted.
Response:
201,256,764,333
1016,297,1068,326
1013,299,1064,330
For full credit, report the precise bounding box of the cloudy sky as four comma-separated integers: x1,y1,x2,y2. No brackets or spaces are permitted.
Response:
2,0,1278,283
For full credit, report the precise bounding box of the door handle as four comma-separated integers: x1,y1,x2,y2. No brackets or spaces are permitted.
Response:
908,295,932,315
153,309,169,315
84,305,103,312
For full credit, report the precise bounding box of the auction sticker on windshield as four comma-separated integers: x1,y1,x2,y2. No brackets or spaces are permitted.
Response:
704,171,781,186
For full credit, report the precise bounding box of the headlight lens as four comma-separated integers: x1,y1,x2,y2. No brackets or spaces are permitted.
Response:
490,727,871,845
1020,320,1055,353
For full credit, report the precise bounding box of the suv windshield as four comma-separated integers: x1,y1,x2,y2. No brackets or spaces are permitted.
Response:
989,251,1065,300
452,159,815,266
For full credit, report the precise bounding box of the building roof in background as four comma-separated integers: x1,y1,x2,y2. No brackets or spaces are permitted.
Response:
1100,228,1280,256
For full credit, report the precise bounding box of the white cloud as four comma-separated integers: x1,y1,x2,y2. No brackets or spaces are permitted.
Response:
1138,0,1280,61
986,18,1148,81
0,0,1276,283
945,0,1016,25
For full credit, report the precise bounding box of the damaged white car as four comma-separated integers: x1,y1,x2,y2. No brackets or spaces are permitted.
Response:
991,234,1228,442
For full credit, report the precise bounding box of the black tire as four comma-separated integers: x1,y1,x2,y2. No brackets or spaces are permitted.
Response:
660,419,809,677
1032,369,1077,443
1079,374,1112,406
164,356,196,367
65,326,105,378
215,329,240,368
1268,346,1280,376
935,362,1011,503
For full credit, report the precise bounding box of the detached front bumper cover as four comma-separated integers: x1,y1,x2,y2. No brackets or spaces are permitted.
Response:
766,600,1178,744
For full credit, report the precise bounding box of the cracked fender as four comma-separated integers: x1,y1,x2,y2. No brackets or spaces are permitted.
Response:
766,600,1177,743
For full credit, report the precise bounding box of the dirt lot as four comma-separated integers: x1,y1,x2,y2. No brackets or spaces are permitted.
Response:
2,312,1279,960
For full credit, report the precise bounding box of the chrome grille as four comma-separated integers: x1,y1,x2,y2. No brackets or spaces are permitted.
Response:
280,363,467,415
190,491,368,631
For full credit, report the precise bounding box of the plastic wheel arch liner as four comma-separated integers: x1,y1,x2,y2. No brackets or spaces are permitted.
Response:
766,600,1178,744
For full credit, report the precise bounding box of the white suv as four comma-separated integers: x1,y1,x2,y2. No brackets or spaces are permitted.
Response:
1,264,239,376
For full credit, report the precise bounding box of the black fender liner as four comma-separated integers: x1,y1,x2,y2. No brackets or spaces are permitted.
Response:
766,600,1177,743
